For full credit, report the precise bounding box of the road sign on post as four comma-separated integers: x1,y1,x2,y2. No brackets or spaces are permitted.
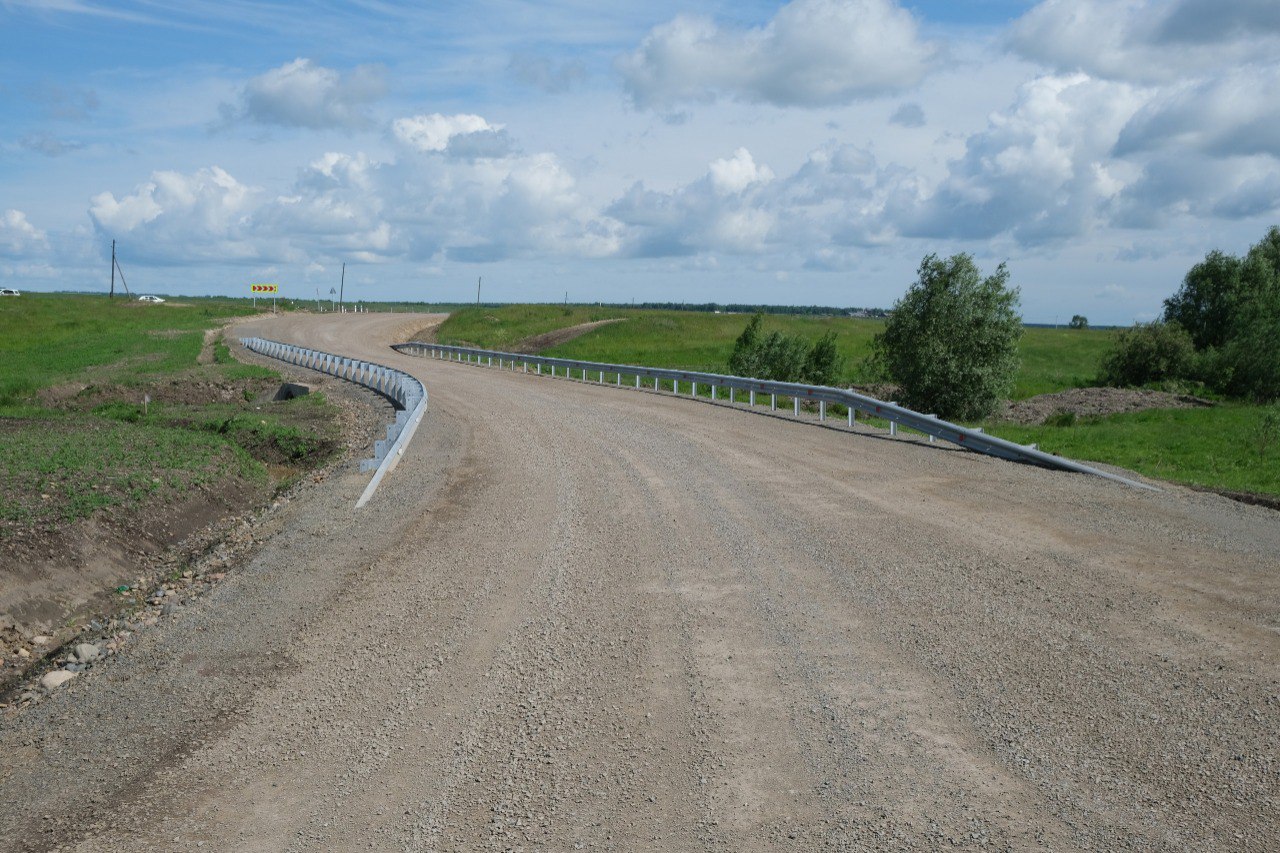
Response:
251,283,279,312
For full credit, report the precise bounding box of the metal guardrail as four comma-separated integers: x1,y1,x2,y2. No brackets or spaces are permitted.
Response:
395,341,1157,492
240,337,428,507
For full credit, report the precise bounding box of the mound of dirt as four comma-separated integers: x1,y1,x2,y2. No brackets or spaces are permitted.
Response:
997,386,1214,425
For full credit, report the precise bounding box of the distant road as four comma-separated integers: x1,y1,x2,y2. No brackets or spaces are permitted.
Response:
3,312,1277,851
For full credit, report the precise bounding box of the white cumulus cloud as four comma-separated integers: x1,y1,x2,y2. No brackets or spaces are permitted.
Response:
0,209,50,258
618,0,937,109
891,73,1146,245
223,58,387,130
1009,0,1280,83
88,167,263,263
392,113,501,153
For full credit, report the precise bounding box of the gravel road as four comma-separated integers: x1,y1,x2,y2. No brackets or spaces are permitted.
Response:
2,313,1277,852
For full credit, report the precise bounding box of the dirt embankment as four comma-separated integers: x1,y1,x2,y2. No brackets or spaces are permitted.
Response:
996,386,1214,425
0,359,386,699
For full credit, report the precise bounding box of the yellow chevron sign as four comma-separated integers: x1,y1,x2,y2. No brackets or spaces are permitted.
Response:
250,283,278,294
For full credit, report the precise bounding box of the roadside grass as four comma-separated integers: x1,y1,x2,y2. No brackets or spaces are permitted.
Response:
0,293,341,530
986,405,1280,497
0,418,260,525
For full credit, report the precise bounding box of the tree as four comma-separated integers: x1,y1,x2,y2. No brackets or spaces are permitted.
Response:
869,253,1022,421
1163,226,1280,351
1162,250,1246,351
1097,322,1196,388
1069,315,1088,329
1157,226,1280,401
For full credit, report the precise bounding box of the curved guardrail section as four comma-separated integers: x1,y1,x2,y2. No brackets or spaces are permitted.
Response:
241,337,428,508
395,341,1156,492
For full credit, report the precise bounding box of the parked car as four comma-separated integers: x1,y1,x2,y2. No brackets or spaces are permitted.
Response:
0,288,19,296
137,294,165,303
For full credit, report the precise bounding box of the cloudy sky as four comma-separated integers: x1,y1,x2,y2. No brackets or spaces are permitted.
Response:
2,0,1278,323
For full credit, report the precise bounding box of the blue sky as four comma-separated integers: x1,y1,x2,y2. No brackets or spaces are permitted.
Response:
2,0,1278,323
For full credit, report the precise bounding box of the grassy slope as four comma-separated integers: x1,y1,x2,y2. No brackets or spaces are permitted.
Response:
437,305,1103,398
0,294,338,526
991,406,1280,497
435,305,1278,497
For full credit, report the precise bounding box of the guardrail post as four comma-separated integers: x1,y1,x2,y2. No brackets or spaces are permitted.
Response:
819,401,825,421
634,375,640,388
692,381,697,397
615,373,621,386
848,406,855,426
793,397,799,417
750,390,756,406
771,393,776,411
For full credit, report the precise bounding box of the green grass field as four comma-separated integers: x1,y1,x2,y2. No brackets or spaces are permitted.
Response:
0,294,339,528
433,304,1278,498
0,294,261,407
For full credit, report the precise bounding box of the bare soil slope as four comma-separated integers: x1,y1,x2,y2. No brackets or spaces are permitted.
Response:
1,312,1276,852
511,317,626,352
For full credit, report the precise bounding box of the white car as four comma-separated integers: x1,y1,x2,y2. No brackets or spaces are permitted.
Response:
0,288,19,296
137,294,166,303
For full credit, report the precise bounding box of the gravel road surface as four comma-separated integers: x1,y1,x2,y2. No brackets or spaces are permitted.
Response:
2,313,1277,852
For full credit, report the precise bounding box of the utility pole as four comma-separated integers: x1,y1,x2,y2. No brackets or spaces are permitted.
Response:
477,276,482,305
109,241,130,297
340,263,346,312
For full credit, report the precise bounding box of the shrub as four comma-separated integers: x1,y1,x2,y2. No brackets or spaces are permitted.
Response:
727,313,843,384
1097,322,1196,388
1254,405,1280,458
803,331,842,386
868,253,1022,421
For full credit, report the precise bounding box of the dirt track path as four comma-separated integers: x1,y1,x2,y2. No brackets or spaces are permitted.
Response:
2,313,1278,851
